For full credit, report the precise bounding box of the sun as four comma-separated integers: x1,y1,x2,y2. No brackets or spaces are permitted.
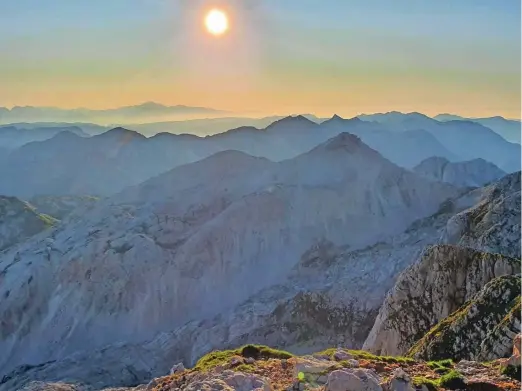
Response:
205,9,229,36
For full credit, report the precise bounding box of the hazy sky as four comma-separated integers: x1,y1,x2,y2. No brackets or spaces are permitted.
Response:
1,0,520,118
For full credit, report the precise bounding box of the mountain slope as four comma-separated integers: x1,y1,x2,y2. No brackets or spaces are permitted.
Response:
0,133,459,375
413,157,506,187
408,274,521,361
362,245,520,356
0,196,57,251
441,171,521,258
0,125,89,149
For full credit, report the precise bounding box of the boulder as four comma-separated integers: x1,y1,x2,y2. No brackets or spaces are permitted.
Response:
170,362,185,375
185,370,272,391
387,368,414,391
326,369,382,391
294,357,333,383
333,350,354,361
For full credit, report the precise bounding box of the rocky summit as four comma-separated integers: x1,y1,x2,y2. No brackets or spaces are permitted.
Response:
3,344,521,391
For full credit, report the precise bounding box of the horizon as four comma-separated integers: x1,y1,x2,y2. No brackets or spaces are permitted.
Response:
1,102,521,123
2,0,521,119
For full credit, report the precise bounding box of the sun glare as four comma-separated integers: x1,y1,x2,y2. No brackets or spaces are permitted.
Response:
205,9,229,36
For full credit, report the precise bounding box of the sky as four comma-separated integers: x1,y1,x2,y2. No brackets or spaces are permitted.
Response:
1,0,521,118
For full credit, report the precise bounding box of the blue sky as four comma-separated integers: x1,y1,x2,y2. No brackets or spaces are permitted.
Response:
1,0,520,117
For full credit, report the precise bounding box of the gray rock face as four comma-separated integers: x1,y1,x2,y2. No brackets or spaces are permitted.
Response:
0,196,56,251
413,157,506,188
408,274,521,361
325,369,382,391
441,171,521,258
362,245,520,356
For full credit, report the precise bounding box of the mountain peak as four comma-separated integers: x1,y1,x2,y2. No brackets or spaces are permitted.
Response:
323,114,363,125
98,127,146,140
265,115,317,130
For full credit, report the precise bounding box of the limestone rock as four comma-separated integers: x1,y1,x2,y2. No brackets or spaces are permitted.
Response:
170,362,185,375
387,368,414,391
408,275,521,361
293,357,332,384
441,171,521,258
363,245,519,356
325,369,382,391
184,370,272,391
413,157,506,188
333,350,353,361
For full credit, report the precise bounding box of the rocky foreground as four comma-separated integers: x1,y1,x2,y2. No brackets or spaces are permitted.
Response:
9,342,521,391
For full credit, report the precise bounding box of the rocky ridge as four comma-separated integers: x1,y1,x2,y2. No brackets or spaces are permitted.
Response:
441,171,521,258
408,274,521,361
4,344,521,391
0,196,57,251
362,246,520,356
413,157,506,188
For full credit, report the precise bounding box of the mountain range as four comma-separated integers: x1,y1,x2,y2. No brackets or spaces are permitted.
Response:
0,113,519,198
0,130,519,389
0,102,228,124
0,110,519,390
434,114,521,144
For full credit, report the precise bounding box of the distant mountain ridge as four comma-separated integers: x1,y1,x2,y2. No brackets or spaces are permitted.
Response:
357,112,520,172
0,112,519,198
434,113,521,144
0,102,228,124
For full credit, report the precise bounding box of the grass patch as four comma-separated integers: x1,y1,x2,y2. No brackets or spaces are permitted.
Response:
412,376,439,391
194,345,293,372
427,359,454,373
314,348,414,364
234,364,255,373
438,370,465,390
413,369,464,391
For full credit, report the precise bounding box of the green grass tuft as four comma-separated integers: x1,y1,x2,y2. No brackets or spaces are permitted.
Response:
194,345,293,372
438,370,465,390
314,348,414,364
412,376,439,391
427,359,453,370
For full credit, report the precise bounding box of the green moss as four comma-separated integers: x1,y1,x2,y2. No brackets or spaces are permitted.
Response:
412,376,439,391
194,345,293,372
234,364,255,373
438,370,465,390
194,348,238,372
314,348,414,364
427,359,453,370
